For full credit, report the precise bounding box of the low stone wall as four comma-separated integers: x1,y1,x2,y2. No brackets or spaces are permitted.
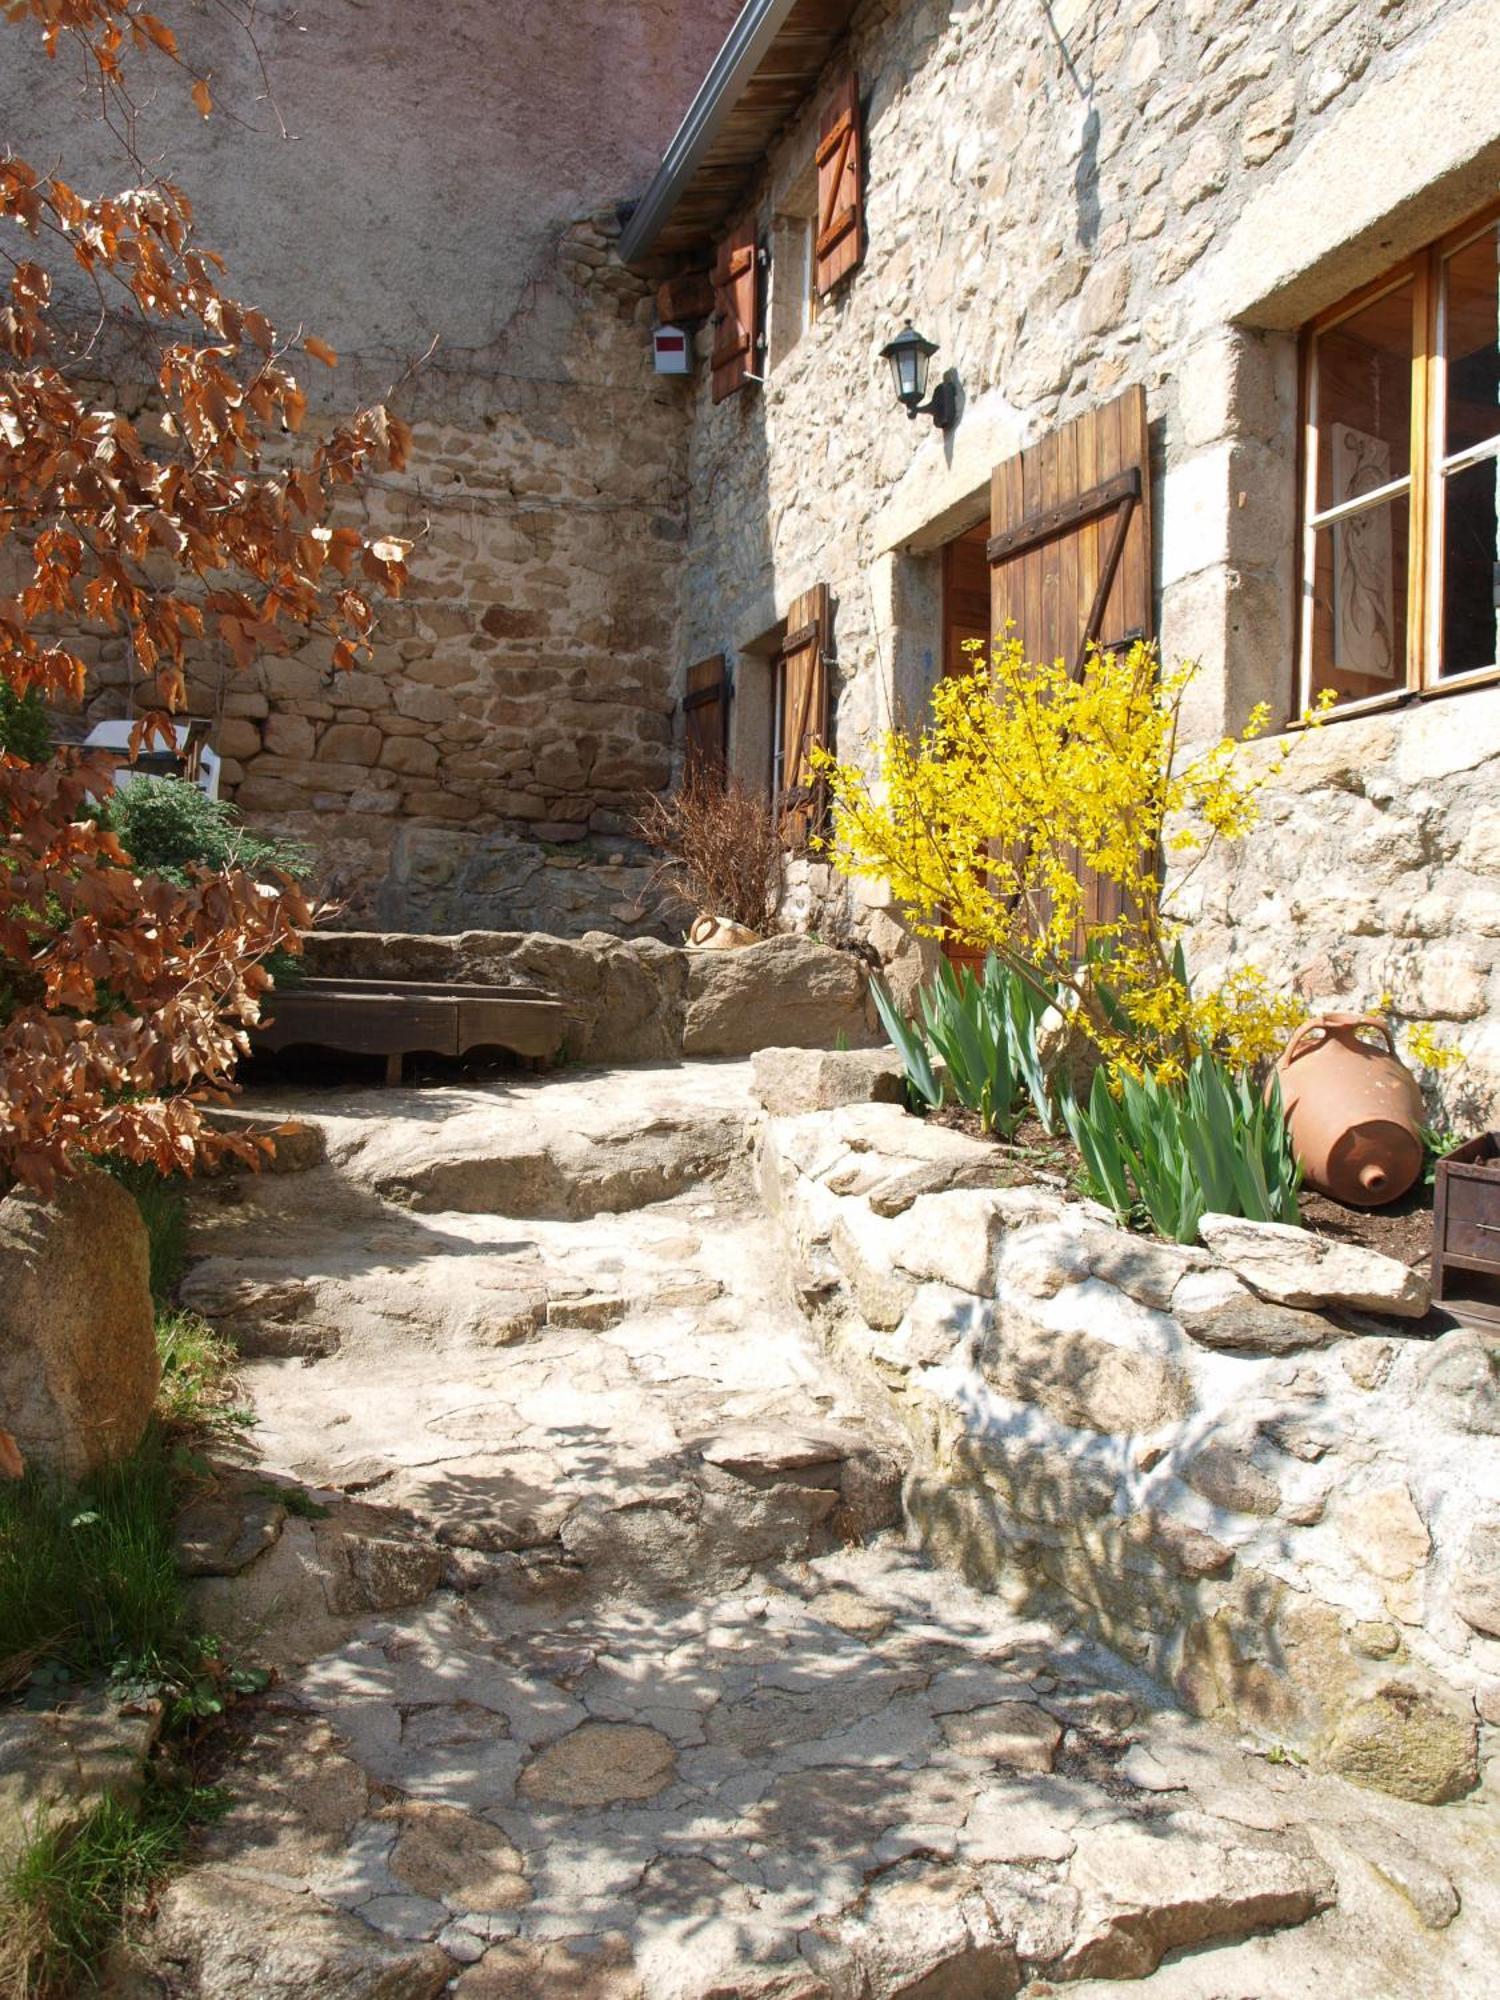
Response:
752,1050,1500,1808
299,929,880,1066
368,825,687,942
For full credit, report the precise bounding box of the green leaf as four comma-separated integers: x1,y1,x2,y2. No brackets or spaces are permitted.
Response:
871,977,941,1110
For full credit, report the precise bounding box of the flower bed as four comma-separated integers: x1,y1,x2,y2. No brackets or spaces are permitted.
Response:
752,1045,1499,1808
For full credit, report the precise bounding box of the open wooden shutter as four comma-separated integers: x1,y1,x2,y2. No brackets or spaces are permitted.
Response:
778,582,831,848
988,382,1152,673
682,654,728,783
987,384,1153,942
711,220,760,403
814,73,864,296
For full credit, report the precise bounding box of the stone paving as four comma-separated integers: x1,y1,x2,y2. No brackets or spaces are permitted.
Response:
131,1062,1500,1998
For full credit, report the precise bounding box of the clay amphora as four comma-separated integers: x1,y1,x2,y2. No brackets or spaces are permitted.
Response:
687,914,760,950
1274,1013,1424,1208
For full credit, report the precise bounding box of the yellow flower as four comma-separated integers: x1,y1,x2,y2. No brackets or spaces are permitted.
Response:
818,638,1313,1078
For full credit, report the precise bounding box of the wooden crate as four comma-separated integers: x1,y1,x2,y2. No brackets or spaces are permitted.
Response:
1432,1133,1500,1326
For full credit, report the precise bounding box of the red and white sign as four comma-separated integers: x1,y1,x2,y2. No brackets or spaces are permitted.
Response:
653,324,691,376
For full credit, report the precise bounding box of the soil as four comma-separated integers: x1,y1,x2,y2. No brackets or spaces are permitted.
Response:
924,1103,1436,1270
1298,1181,1434,1272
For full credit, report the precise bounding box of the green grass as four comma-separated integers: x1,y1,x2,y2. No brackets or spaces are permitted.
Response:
0,1303,261,1994
0,1436,187,1700
0,1777,225,1999
153,1312,251,1445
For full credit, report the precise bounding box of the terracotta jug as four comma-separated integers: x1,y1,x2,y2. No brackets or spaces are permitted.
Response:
1274,1013,1425,1208
687,914,760,950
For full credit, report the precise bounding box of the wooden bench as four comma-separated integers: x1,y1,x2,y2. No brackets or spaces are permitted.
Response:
252,978,568,1084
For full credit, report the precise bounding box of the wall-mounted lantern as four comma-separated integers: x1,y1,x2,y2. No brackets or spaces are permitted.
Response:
880,324,957,429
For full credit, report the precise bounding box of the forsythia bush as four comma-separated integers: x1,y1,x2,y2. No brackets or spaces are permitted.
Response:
816,637,1327,1082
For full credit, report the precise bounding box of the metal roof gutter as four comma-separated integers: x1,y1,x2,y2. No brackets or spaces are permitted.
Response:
617,0,802,265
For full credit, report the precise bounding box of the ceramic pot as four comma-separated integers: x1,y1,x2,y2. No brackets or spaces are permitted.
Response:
1274,1013,1425,1208
687,914,760,950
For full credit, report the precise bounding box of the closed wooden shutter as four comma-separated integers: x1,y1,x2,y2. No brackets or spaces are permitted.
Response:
711,220,760,403
987,384,1153,942
682,654,728,783
778,582,831,848
814,73,864,297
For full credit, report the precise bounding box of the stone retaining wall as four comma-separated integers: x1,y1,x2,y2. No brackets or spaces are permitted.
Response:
300,930,880,1066
752,1049,1500,1807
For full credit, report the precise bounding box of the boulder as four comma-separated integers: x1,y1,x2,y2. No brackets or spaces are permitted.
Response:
145,1869,452,1998
1453,1518,1500,1637
1418,1329,1500,1435
750,1044,905,1116
0,1695,161,1871
1170,1265,1335,1353
1321,1679,1478,1805
518,1722,677,1807
981,1316,1195,1436
892,1188,1064,1295
0,1166,158,1478
1061,1814,1334,1979
683,935,878,1056
1197,1213,1430,1318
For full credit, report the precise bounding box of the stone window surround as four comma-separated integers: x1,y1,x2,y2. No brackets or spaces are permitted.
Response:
860,0,1500,754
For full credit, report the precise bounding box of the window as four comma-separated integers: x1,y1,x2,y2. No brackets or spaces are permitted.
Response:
767,167,817,371
1300,201,1500,712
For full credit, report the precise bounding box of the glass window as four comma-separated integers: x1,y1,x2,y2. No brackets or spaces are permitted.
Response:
1299,202,1500,709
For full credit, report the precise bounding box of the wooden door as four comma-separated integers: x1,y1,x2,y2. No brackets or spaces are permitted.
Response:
942,526,991,678
987,384,1153,948
941,527,992,971
777,583,831,848
682,654,728,783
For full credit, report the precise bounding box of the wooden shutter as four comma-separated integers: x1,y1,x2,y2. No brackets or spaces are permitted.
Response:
682,654,728,783
711,220,760,403
987,383,1152,670
987,384,1153,942
814,73,864,296
778,583,831,848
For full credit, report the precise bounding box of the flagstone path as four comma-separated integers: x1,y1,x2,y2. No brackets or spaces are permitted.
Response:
127,1062,1500,1999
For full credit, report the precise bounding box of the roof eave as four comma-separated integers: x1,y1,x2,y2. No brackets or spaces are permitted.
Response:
617,0,804,266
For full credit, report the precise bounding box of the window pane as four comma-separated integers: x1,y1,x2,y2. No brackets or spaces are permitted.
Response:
1306,496,1409,705
1441,456,1500,676
1444,225,1500,459
1314,281,1414,512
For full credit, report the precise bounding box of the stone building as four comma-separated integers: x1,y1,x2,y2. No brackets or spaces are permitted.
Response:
622,0,1500,1117
1,0,742,936
7,0,1500,1108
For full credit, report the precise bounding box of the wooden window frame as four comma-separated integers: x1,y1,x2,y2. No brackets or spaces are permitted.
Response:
1297,196,1500,719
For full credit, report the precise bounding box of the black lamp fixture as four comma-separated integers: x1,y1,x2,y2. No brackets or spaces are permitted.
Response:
881,323,957,429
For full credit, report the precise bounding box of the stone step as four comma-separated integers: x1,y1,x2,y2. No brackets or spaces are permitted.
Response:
123,1546,1372,1999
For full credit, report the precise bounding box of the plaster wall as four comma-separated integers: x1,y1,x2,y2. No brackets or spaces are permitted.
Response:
677,0,1500,1114
1,0,740,929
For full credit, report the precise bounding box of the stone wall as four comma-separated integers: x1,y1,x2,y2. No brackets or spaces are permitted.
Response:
674,0,1500,1115
754,1053,1500,1808
2,0,742,934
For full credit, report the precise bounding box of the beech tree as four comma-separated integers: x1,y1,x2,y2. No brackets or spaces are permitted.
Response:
0,0,411,1189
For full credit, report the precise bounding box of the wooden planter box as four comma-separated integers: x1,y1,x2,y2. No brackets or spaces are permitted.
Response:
1432,1133,1500,1325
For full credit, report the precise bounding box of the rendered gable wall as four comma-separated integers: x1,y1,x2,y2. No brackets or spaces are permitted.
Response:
0,0,741,935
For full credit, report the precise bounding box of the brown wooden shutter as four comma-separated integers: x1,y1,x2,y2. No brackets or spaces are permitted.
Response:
778,582,831,848
987,384,1153,942
682,654,728,783
711,220,760,403
814,72,864,296
987,383,1152,670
